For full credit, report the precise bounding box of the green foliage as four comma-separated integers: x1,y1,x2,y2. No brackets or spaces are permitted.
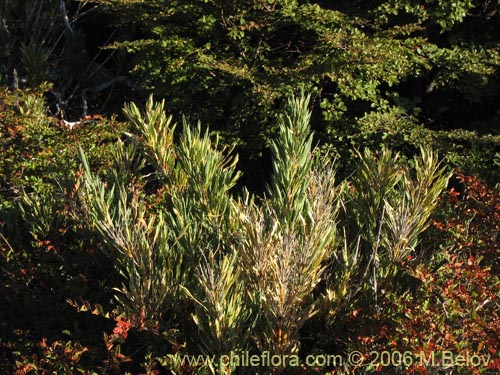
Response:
0,0,63,84
123,96,177,183
372,0,475,30
0,0,123,116
77,93,340,368
232,93,340,362
268,93,315,228
0,86,125,245
79,141,181,328
326,106,500,185
124,95,241,247
98,0,499,180
174,122,241,248
4,89,499,375
347,173,500,375
80,95,244,333
391,147,450,261
0,87,129,375
19,189,67,241
341,146,451,312
4,0,498,185
184,250,252,373
434,130,500,184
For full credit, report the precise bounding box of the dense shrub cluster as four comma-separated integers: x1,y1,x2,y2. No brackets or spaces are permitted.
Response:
2,0,499,185
1,89,498,374
1,1,499,374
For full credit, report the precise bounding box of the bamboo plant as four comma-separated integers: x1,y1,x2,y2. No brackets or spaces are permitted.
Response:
238,93,340,363
77,92,450,375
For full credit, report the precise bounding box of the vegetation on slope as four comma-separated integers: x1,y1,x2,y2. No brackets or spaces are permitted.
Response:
0,1,499,373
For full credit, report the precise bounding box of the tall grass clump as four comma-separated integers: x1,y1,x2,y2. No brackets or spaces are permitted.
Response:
79,96,243,332
237,93,341,364
345,147,451,306
77,92,450,374
124,96,241,259
78,140,182,329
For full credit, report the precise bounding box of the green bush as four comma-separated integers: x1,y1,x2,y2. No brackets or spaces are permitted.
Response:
0,86,129,375
95,0,500,186
3,87,497,375
77,92,454,374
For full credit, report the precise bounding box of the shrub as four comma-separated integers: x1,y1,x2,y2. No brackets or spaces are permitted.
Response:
236,94,340,364
7,88,484,375
331,172,499,375
0,86,130,375
77,92,456,375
